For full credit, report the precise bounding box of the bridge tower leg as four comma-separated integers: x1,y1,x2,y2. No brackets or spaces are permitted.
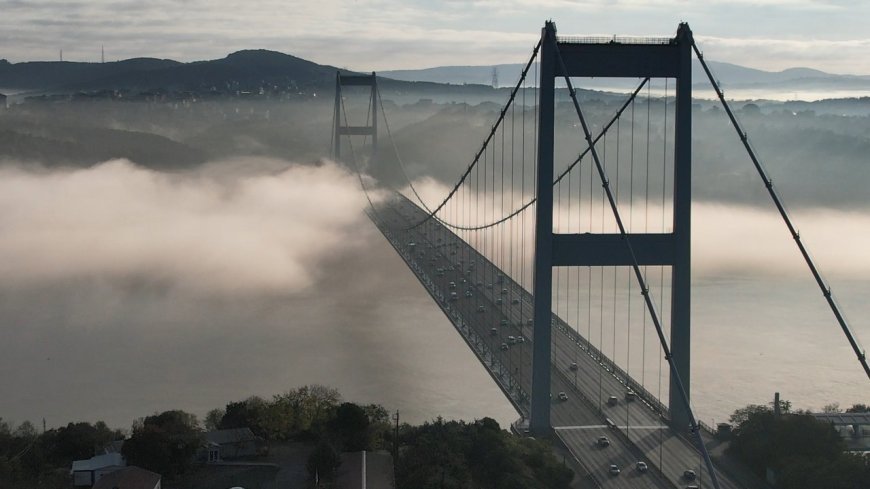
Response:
332,71,379,165
670,23,694,432
530,22,695,433
530,21,557,436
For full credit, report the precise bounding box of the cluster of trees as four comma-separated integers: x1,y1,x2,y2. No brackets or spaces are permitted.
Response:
396,417,573,489
727,400,870,489
0,418,124,488
204,385,392,482
0,384,388,486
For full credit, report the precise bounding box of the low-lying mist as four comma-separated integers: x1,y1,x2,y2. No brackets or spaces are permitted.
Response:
405,178,870,280
0,158,369,296
0,159,517,430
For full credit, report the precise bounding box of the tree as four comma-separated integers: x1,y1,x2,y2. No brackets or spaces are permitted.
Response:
395,417,572,489
306,440,340,481
204,408,224,431
50,421,121,464
727,401,858,486
328,402,370,451
122,410,201,477
220,396,269,438
846,403,870,413
822,402,842,413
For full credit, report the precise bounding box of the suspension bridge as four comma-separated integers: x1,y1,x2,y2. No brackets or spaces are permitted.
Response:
330,22,870,489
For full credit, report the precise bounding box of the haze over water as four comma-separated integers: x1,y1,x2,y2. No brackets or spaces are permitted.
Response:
0,161,866,430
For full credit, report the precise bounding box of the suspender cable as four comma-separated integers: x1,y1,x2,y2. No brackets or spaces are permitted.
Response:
406,40,542,230
438,78,649,232
692,41,870,382
551,38,723,489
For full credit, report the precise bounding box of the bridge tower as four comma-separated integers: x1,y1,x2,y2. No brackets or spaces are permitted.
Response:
332,72,379,163
530,22,695,434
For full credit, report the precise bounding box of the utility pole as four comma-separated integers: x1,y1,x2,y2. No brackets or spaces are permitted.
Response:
392,409,400,461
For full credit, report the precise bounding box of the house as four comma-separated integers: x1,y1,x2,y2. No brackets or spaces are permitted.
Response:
203,427,264,460
92,466,161,489
71,452,125,487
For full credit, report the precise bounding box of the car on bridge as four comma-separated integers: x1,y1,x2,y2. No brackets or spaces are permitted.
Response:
636,461,648,473
511,298,520,305
683,469,697,480
558,391,568,401
569,362,578,371
625,389,637,401
608,464,620,476
607,395,618,406
596,436,610,447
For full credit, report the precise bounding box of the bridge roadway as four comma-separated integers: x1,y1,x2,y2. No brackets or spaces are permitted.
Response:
371,195,743,489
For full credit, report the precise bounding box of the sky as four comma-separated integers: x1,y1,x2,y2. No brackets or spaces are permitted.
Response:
2,0,870,75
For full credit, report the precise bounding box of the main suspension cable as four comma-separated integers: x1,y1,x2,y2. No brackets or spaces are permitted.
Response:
692,41,870,382
430,78,650,233
404,40,542,229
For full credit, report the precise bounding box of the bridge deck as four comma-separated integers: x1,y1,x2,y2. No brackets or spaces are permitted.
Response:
370,195,747,489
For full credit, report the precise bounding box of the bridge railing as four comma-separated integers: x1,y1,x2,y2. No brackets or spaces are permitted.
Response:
370,207,532,418
557,35,673,45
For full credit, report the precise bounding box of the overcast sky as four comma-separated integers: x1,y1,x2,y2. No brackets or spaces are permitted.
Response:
2,0,869,74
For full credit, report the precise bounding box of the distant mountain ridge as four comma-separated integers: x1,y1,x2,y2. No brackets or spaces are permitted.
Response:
0,50,345,92
381,60,870,91
3,49,868,97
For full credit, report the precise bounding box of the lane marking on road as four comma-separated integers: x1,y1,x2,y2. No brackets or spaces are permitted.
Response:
554,425,666,430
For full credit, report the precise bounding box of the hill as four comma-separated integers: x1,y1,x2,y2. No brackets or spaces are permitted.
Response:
0,50,344,92
381,59,870,92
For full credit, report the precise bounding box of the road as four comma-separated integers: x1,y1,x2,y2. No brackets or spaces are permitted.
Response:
371,195,744,489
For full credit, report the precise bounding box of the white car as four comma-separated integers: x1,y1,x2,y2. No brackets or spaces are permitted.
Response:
558,391,568,401
636,461,648,473
608,464,620,476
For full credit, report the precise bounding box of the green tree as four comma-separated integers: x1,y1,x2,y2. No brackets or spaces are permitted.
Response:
329,402,370,451
204,408,224,431
122,410,201,477
727,400,861,487
306,440,341,481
